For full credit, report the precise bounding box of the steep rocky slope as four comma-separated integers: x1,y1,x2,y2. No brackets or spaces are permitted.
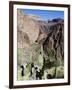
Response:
17,10,40,45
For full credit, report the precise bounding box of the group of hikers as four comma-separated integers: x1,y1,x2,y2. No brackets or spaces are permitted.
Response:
20,62,44,80
19,43,58,80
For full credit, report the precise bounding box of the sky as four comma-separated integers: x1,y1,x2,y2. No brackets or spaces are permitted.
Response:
21,9,64,21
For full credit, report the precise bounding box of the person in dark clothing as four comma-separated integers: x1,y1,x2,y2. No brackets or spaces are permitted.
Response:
35,67,42,80
36,70,40,80
39,69,43,79
20,65,24,76
30,63,34,76
35,67,39,80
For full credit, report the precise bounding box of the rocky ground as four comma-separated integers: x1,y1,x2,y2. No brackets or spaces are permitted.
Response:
17,9,64,80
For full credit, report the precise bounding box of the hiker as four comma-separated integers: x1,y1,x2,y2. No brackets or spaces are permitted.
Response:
20,65,24,76
30,63,34,76
35,66,42,80
35,67,39,80
20,63,27,77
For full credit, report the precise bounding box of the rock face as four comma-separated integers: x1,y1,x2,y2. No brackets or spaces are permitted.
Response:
36,20,64,67
43,22,64,62
17,9,39,45
17,9,64,80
